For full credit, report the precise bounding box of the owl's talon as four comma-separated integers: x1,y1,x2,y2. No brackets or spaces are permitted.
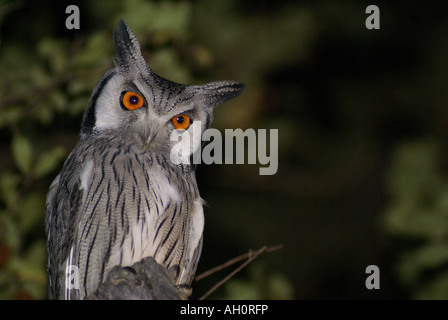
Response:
176,284,193,300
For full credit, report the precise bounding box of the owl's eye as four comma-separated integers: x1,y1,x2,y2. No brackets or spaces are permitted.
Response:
121,91,145,110
172,114,191,130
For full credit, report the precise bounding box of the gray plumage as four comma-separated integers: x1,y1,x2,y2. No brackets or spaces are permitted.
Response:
45,20,243,300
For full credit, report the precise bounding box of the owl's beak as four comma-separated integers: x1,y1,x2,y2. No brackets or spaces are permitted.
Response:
142,124,161,151
143,132,154,151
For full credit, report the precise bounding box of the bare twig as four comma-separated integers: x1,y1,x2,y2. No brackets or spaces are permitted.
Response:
197,244,283,300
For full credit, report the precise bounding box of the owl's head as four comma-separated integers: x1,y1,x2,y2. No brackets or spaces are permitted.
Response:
81,20,243,157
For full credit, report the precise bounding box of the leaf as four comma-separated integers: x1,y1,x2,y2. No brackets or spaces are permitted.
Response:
1,214,20,251
415,244,448,269
34,146,66,179
267,273,295,299
415,271,448,300
151,49,191,83
11,134,33,174
49,90,67,112
0,171,20,206
224,279,261,300
9,240,48,299
37,37,67,74
17,192,45,232
68,96,89,115
397,243,448,287
76,31,110,67
0,107,22,128
33,103,54,124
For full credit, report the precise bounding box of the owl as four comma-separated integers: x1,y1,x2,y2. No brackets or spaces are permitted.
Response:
45,20,243,299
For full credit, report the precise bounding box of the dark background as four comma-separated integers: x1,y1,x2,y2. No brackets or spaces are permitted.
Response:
1,0,448,299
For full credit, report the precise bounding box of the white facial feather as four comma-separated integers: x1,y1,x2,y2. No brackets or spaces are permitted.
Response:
94,75,124,131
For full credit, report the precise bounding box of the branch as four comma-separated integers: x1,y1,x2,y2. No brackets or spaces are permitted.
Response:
83,245,282,300
86,257,181,300
195,244,283,300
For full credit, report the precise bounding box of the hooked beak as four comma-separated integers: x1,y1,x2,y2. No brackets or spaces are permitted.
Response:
142,121,162,151
143,128,158,151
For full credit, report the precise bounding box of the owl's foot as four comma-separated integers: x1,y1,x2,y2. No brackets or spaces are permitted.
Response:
176,284,193,300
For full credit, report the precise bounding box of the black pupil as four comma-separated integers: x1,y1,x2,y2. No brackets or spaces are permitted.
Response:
176,116,184,124
129,95,139,105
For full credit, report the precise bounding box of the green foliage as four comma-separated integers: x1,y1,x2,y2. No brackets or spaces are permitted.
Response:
383,140,448,299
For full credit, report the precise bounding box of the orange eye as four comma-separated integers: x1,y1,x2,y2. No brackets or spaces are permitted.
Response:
121,91,145,110
172,114,191,130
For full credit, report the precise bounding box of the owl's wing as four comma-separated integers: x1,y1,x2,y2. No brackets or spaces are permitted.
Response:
45,174,60,239
45,155,94,300
45,173,65,300
178,199,204,285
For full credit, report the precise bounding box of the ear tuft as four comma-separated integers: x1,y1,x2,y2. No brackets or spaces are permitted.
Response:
192,81,245,108
113,20,149,73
